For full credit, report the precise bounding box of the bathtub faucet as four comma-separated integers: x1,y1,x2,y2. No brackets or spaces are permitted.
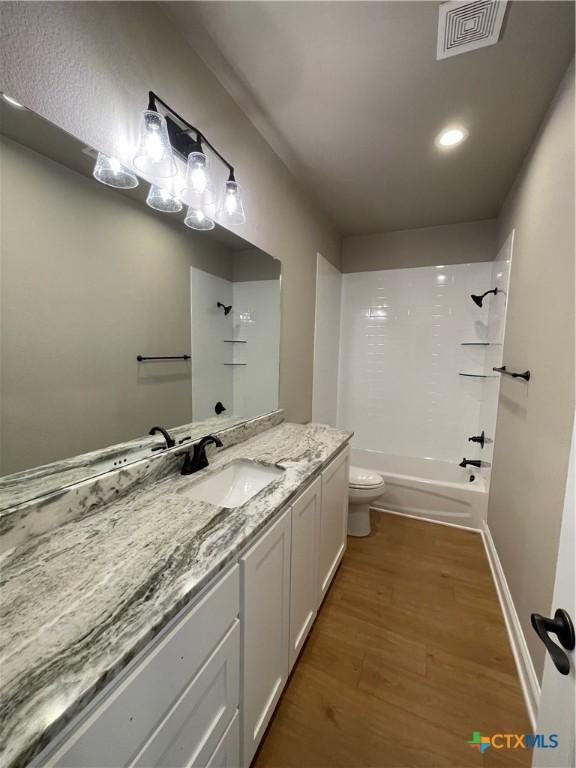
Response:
459,458,482,469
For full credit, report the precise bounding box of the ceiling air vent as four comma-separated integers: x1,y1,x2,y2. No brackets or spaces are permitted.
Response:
437,0,509,60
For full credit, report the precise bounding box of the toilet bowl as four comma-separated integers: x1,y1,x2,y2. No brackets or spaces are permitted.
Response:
348,466,385,537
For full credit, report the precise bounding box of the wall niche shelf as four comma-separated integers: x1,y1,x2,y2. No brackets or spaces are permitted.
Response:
224,363,247,366
224,340,247,343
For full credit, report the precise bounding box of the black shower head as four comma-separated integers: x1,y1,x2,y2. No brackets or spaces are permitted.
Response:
471,288,498,308
217,302,232,316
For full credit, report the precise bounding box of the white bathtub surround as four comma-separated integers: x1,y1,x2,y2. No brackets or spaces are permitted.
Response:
312,253,342,426
191,268,280,421
477,232,514,485
337,260,513,529
352,449,487,530
231,279,280,419
190,268,234,420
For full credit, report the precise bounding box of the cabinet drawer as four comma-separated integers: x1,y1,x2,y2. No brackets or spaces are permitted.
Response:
48,565,239,768
133,621,239,767
206,710,239,768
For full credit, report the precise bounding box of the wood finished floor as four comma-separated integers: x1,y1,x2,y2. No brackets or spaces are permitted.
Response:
253,512,532,768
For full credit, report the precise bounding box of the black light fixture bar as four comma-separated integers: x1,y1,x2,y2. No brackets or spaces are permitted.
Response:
148,91,235,181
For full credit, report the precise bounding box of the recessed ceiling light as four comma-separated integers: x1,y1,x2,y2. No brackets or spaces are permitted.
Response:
1,93,25,109
437,127,467,148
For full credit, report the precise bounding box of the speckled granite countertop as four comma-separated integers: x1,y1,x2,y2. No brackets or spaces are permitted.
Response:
0,422,351,768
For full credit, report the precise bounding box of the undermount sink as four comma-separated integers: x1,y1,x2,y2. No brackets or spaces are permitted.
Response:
185,459,284,509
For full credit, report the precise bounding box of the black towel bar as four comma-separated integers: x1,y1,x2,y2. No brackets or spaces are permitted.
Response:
492,365,530,381
137,354,191,362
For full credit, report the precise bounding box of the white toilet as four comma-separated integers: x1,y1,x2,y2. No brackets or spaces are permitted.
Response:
347,466,386,537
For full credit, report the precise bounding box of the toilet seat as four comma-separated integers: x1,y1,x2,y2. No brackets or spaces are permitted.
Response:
349,465,384,489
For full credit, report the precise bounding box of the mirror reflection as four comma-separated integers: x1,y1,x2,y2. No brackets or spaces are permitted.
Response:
0,101,280,503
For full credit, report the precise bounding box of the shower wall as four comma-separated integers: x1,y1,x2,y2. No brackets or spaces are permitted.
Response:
337,261,499,465
190,267,280,421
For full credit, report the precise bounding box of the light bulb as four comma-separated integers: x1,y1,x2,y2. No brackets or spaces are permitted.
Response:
133,110,177,178
146,184,183,213
184,205,215,231
437,126,467,148
93,152,138,189
218,180,246,226
181,151,212,202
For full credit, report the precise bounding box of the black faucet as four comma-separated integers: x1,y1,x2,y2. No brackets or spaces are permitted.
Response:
459,458,482,469
149,426,176,450
181,434,224,475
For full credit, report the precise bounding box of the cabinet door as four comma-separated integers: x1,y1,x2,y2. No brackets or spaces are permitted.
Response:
241,509,291,767
44,566,239,768
289,477,321,671
318,447,349,603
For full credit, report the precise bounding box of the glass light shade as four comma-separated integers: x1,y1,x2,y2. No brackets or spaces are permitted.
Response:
93,152,138,189
218,180,246,226
184,205,215,231
133,110,177,178
146,184,183,213
180,151,215,211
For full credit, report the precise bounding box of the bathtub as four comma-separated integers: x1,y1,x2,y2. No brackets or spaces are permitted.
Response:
351,449,488,530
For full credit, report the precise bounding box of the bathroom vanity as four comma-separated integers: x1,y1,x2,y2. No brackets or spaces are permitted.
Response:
0,84,351,768
1,419,351,768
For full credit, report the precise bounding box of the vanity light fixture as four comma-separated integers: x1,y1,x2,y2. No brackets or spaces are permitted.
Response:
141,92,246,228
133,110,177,179
437,126,467,148
146,184,183,213
1,93,25,109
93,152,139,189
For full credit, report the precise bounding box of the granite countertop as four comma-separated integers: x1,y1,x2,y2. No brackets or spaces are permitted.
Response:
0,422,351,768
0,412,266,513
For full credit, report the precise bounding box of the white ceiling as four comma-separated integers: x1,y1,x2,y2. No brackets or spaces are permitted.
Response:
166,1,575,235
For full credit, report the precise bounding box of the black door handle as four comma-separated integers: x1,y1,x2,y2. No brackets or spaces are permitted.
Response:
530,609,575,675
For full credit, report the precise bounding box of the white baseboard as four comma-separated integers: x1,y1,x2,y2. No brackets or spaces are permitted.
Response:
374,506,482,534
481,521,540,731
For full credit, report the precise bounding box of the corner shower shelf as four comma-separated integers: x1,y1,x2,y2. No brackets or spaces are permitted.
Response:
460,342,502,346
458,372,499,379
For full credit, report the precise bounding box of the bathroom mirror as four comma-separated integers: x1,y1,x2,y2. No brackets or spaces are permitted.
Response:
0,100,281,509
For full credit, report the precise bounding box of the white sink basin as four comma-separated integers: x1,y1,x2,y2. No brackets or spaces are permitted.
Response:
186,460,284,509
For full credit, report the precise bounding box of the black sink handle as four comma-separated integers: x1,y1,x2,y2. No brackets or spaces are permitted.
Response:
530,609,575,675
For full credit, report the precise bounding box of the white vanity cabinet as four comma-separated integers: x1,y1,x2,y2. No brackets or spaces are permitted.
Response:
31,444,350,768
240,508,291,768
38,566,241,768
318,446,350,603
289,476,321,671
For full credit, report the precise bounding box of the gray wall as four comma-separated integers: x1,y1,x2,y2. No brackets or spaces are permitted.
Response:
341,219,498,272
489,61,575,681
0,1,340,423
0,136,233,474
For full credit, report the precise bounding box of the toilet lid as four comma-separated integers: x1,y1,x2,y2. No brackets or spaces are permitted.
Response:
349,466,384,488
